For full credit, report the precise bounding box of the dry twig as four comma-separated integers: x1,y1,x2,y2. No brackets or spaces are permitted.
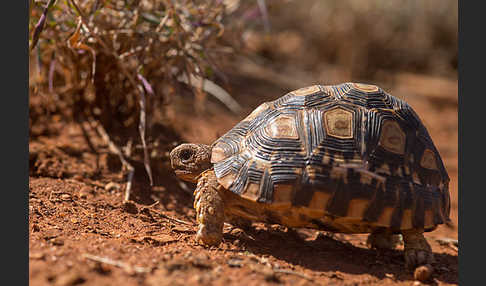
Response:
136,74,154,186
256,0,271,33
151,209,195,226
273,269,315,283
178,73,242,114
82,253,151,274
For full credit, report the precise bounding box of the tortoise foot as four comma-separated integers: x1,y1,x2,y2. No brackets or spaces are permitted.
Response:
402,230,435,270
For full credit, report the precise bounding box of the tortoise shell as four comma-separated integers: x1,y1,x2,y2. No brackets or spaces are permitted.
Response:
210,83,451,232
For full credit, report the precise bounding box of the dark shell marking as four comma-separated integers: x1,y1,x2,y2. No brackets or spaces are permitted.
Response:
212,83,450,232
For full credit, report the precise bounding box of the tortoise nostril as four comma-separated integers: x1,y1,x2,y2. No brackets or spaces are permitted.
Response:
180,149,194,162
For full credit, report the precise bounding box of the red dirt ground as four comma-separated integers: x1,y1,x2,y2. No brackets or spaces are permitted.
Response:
29,64,458,286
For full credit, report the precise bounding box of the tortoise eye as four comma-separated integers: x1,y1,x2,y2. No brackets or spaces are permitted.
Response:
180,149,194,162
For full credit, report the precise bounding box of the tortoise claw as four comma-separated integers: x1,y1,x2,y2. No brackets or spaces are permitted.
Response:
405,248,435,270
196,224,222,246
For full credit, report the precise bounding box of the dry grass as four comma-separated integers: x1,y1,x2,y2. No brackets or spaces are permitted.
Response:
29,0,245,195
29,0,238,131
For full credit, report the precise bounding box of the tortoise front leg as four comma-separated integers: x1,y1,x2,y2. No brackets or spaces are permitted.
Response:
401,229,435,269
194,170,225,246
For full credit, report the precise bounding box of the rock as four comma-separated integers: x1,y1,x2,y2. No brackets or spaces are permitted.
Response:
54,271,85,286
122,201,138,214
78,186,92,199
227,258,243,268
414,264,433,282
105,182,120,192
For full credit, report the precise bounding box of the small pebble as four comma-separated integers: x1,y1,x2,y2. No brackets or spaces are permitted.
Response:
54,271,85,286
29,252,45,260
213,265,222,274
105,182,120,192
227,258,243,267
78,186,92,199
51,238,65,246
72,174,83,181
230,228,244,236
414,264,433,282
60,194,71,201
122,201,138,214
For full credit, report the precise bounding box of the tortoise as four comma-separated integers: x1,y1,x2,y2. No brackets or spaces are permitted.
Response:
170,83,451,270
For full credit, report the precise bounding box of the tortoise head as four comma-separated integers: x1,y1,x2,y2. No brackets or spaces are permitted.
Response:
170,143,212,183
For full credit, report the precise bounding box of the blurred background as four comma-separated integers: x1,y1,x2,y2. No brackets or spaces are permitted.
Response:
29,0,457,239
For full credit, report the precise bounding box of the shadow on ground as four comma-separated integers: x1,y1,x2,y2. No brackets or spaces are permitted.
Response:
223,225,458,285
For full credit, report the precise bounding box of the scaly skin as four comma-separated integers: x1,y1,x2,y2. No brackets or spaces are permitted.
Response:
193,170,225,246
366,228,401,250
401,229,435,270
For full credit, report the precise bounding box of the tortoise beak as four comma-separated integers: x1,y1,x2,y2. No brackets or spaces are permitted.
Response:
174,169,198,183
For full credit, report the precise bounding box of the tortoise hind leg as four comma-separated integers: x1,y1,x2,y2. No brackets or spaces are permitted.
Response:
194,170,225,246
367,228,402,250
401,229,435,269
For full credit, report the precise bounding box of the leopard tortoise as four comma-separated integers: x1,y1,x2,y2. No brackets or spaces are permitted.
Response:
170,83,451,271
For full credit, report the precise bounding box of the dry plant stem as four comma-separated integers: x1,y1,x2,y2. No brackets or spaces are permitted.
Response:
155,13,170,33
67,17,96,84
273,269,314,282
137,83,153,186
136,73,155,185
257,0,271,33
69,0,153,188
151,209,195,226
178,73,242,114
147,201,159,208
48,53,56,93
177,180,193,195
30,0,57,51
91,120,134,202
82,254,151,274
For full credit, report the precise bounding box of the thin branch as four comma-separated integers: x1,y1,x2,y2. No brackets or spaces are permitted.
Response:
137,74,154,186
177,73,242,114
67,17,96,84
48,52,56,93
82,253,151,274
150,209,195,226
